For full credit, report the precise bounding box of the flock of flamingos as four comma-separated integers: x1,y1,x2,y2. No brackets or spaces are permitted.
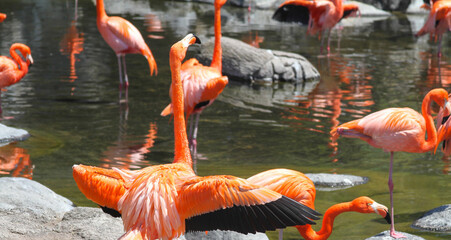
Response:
0,0,450,239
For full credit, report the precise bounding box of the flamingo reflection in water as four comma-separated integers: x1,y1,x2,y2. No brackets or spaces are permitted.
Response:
60,20,84,95
281,55,374,160
145,14,164,40
419,52,451,88
0,143,33,179
242,31,264,48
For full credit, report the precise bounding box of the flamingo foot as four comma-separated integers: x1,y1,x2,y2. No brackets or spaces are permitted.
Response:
390,230,407,239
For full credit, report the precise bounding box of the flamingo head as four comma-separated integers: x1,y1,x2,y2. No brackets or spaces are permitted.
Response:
215,0,227,8
170,34,201,63
0,13,6,23
430,88,451,116
11,43,33,67
350,196,391,224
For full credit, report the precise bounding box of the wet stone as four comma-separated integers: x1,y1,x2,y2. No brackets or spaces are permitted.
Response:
0,123,30,145
184,230,269,240
365,230,426,240
412,204,451,232
305,173,369,191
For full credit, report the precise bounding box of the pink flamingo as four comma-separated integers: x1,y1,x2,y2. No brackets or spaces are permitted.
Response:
96,0,157,89
331,88,451,238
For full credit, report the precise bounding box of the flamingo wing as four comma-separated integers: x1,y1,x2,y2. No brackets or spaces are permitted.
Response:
72,164,127,213
177,174,321,234
272,0,316,24
105,16,148,54
247,168,316,209
416,1,451,37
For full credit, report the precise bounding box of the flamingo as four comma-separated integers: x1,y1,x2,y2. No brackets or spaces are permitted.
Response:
73,34,321,240
435,96,451,156
160,0,229,157
416,0,451,57
330,88,451,238
0,43,33,114
96,0,157,89
0,13,6,22
247,168,391,240
272,0,359,54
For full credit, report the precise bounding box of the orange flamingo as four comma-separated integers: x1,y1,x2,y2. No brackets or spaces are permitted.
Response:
330,88,451,238
73,34,320,240
96,0,157,89
161,0,229,156
0,13,6,22
247,168,390,240
435,96,451,156
416,0,451,57
272,0,359,54
0,43,33,114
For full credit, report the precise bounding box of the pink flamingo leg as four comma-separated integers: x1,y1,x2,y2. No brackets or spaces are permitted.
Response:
388,151,406,239
327,29,332,54
121,55,129,88
117,55,124,88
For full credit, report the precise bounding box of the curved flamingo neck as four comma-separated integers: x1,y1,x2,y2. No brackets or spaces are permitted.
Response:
210,4,222,73
421,92,437,151
96,0,108,21
170,53,193,166
332,0,344,17
296,201,353,240
10,46,28,81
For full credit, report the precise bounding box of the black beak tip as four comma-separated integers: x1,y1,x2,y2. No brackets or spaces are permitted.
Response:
193,34,201,44
384,211,392,224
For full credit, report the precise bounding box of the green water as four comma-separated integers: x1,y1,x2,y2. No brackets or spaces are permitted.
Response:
0,0,450,239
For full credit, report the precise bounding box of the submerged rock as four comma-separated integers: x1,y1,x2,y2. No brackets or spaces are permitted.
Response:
365,230,425,240
305,173,369,191
412,204,451,232
195,37,320,82
0,123,30,145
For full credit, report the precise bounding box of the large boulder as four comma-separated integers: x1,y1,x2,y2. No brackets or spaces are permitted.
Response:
411,204,451,232
195,37,320,82
365,230,425,239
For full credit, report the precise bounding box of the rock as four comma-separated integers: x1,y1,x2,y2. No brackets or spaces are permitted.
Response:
347,1,391,16
365,230,425,240
411,204,451,232
195,37,320,82
305,173,369,191
185,230,269,240
406,0,430,14
357,0,411,12
0,123,30,145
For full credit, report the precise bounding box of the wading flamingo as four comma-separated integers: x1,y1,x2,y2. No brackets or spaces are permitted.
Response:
73,34,320,240
161,0,229,157
0,43,33,114
96,0,157,89
330,88,451,238
272,0,359,54
0,13,6,22
435,96,451,156
247,168,391,240
416,0,451,57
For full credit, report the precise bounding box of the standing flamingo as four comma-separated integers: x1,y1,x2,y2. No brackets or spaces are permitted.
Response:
416,0,451,57
330,88,451,238
272,0,359,54
161,0,229,157
96,0,157,89
435,97,451,156
0,43,33,114
73,34,320,240
247,168,391,240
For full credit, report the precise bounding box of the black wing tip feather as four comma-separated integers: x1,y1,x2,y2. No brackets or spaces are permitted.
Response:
100,205,121,218
272,4,310,25
185,195,321,234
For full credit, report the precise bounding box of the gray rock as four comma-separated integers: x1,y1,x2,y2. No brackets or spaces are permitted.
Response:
185,230,268,240
358,0,411,12
305,173,369,191
0,123,30,145
365,230,425,240
195,37,320,82
346,1,391,16
412,204,451,232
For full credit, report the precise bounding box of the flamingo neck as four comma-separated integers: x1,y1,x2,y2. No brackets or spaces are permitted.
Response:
333,0,344,17
210,4,222,72
10,46,28,81
96,0,107,21
296,201,353,240
170,55,193,166
421,92,437,151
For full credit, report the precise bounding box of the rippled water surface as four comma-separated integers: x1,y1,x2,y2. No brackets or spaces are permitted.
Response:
0,0,450,239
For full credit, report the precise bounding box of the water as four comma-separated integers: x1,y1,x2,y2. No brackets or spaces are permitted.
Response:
0,0,450,239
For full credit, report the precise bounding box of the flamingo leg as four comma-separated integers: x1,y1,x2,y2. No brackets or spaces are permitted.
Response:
122,55,129,88
278,229,283,240
437,35,442,59
388,151,406,239
117,55,123,88
327,29,332,55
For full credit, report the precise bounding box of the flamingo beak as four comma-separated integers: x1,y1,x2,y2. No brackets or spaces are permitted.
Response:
370,202,391,224
181,33,201,48
27,54,34,66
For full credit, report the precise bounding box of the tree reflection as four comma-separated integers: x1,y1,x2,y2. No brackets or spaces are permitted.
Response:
0,143,33,179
